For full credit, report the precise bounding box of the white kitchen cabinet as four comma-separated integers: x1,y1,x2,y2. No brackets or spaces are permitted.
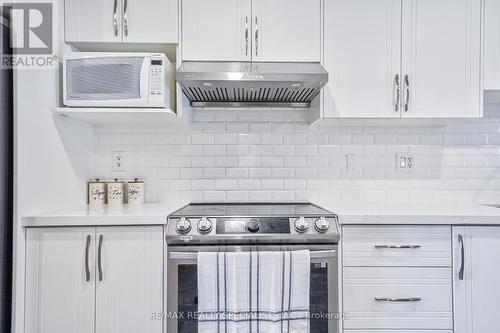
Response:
95,226,163,333
65,0,178,43
181,0,252,61
181,0,320,62
453,227,500,333
342,225,453,333
323,0,402,118
484,0,500,89
251,0,321,62
65,0,123,43
25,228,95,333
323,0,482,119
25,226,163,333
401,0,482,118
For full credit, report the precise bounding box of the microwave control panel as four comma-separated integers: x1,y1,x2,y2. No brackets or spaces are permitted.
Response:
149,58,164,97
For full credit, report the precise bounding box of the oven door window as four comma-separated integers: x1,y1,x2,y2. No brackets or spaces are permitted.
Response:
176,263,330,333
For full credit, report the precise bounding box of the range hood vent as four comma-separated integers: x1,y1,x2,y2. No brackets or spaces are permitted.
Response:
176,62,328,108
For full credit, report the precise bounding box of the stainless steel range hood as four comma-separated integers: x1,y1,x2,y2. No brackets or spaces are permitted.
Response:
176,62,328,108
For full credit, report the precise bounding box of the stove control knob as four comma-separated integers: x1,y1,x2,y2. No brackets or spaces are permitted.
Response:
314,217,330,233
197,217,213,234
176,218,192,234
247,219,260,233
294,216,309,233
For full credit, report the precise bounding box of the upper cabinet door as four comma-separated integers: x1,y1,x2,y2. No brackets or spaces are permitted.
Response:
122,0,178,43
401,0,482,118
65,0,123,42
323,0,402,118
182,0,252,61
484,0,500,90
95,226,163,333
25,228,95,333
251,0,321,62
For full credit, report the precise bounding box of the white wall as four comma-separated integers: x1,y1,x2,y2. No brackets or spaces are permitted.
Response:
93,103,500,204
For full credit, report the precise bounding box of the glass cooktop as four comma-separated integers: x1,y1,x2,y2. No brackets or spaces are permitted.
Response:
169,202,335,217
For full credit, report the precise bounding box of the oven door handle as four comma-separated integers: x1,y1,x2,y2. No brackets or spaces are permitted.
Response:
169,250,337,260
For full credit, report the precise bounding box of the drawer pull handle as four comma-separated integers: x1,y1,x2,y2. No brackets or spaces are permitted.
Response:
374,245,421,249
375,297,422,302
458,234,465,280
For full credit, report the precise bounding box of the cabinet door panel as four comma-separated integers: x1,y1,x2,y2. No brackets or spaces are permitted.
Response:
123,0,178,43
95,226,163,333
65,0,122,42
484,0,500,89
401,0,482,118
323,0,401,118
25,228,95,333
252,0,321,62
182,0,251,61
453,227,500,333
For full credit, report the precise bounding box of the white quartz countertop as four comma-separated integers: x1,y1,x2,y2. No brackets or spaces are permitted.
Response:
22,201,500,227
22,203,187,227
315,201,500,225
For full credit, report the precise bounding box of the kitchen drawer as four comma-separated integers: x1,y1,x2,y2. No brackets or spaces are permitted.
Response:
343,267,453,330
342,225,451,267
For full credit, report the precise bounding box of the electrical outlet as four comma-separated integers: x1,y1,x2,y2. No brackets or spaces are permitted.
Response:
112,151,127,172
396,153,415,173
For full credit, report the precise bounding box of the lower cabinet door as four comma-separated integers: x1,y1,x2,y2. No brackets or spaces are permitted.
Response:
453,226,500,333
25,227,96,333
95,226,163,333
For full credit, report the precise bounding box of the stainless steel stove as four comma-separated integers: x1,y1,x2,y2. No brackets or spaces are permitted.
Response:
166,202,340,245
165,203,340,333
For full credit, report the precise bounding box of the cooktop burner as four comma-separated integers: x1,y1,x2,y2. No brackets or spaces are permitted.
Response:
166,203,339,245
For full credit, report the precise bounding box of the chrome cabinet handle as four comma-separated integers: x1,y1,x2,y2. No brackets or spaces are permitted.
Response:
113,0,118,36
375,297,422,302
245,16,249,56
123,0,128,37
394,74,400,112
458,234,465,280
255,17,259,57
374,245,421,249
98,234,103,281
85,235,91,282
404,74,410,112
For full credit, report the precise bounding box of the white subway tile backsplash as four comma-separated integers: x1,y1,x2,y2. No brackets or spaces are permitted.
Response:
92,108,500,204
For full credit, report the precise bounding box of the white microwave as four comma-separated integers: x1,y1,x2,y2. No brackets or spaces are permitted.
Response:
63,52,174,108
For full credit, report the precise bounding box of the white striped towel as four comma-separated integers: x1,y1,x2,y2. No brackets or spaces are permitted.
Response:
198,250,310,333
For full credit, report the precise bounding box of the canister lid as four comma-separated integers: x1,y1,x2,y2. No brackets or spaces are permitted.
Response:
129,178,144,184
88,178,103,184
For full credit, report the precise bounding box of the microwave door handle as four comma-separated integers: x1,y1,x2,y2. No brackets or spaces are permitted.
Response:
169,250,337,260
139,58,149,102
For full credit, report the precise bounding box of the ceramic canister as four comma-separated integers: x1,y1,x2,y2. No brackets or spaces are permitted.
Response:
88,179,106,205
127,178,145,204
107,179,125,204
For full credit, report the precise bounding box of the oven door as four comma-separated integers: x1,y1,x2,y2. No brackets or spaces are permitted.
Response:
166,244,339,333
